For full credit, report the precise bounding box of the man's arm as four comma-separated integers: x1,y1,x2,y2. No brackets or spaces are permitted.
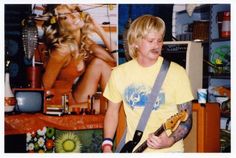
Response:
103,100,121,152
170,101,192,142
146,101,192,149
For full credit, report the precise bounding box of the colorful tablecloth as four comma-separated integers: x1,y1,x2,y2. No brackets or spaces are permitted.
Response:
5,113,105,135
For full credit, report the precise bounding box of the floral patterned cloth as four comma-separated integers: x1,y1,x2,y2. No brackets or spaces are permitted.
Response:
26,127,55,153
26,127,103,153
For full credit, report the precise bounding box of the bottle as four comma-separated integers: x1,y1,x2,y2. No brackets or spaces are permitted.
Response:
4,60,17,113
221,11,230,38
65,94,70,114
87,95,91,114
62,94,69,114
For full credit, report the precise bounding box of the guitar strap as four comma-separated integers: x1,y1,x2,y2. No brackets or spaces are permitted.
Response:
115,59,170,152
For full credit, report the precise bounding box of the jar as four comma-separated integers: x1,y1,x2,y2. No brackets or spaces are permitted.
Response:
5,72,17,112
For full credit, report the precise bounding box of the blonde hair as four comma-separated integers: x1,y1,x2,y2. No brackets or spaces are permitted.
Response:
127,15,166,59
43,4,94,59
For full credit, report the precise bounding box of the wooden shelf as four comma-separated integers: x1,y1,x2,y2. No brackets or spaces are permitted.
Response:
102,25,117,32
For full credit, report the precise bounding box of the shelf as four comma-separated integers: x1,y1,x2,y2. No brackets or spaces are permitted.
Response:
206,72,230,79
211,38,230,42
221,111,230,118
177,4,210,14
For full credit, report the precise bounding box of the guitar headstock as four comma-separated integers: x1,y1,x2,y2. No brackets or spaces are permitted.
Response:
164,110,188,132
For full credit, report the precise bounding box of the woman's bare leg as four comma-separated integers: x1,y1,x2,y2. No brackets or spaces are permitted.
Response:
73,58,112,106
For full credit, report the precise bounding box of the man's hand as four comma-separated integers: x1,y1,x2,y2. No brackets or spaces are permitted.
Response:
147,131,175,149
102,146,113,153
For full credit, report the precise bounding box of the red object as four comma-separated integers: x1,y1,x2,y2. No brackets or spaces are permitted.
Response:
26,66,42,88
221,11,230,38
46,139,54,150
5,97,17,106
72,107,81,114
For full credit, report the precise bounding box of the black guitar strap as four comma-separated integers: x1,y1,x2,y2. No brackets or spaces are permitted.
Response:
116,59,170,152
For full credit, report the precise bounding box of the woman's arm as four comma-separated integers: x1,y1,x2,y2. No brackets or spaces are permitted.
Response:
90,16,117,52
87,16,117,67
89,42,116,67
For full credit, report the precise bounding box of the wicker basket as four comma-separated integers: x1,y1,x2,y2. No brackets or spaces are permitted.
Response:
192,21,209,41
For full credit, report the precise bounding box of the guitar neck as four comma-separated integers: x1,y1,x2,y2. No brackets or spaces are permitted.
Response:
133,125,165,153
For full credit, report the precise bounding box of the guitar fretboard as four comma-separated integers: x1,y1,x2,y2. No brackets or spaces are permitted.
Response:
133,125,165,153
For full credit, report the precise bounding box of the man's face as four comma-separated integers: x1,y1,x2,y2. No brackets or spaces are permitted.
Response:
136,31,163,66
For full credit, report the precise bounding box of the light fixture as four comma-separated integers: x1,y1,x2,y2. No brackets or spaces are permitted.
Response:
22,15,38,61
186,4,200,16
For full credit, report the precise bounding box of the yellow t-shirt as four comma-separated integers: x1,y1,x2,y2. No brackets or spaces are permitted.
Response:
103,56,194,152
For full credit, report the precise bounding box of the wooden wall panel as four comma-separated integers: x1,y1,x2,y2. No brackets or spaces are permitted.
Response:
184,102,220,152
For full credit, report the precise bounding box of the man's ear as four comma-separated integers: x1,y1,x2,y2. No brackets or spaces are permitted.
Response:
131,42,138,49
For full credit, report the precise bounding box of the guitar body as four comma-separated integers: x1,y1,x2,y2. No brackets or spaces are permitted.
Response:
120,125,164,153
120,141,137,153
120,130,143,153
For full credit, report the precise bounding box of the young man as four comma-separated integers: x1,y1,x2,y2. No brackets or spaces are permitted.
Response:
102,15,194,153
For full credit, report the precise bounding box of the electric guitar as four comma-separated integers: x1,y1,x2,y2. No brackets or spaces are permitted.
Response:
120,110,188,153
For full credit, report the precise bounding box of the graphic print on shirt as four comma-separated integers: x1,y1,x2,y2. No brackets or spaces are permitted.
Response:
124,83,165,110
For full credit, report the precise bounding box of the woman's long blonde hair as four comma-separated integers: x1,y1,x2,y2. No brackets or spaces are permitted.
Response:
127,15,166,59
43,4,94,60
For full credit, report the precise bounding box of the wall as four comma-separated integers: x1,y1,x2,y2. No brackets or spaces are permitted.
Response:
118,4,173,64
5,4,32,87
